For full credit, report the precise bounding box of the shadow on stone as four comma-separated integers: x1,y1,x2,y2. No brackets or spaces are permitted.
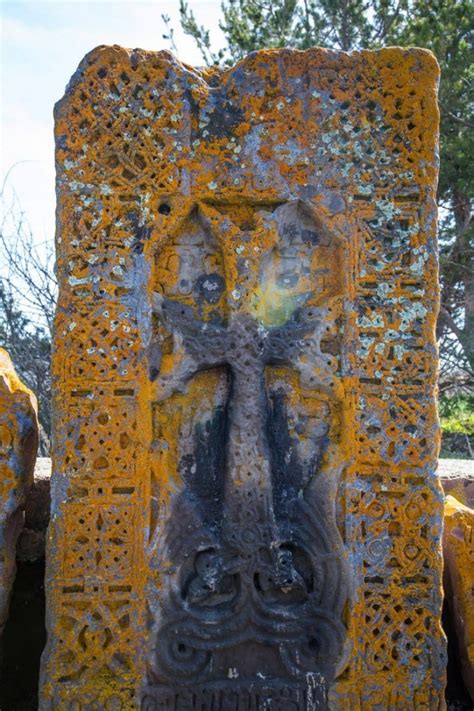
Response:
443,597,472,710
0,457,49,711
0,559,46,711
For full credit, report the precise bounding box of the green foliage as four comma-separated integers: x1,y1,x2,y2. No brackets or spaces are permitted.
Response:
179,0,412,63
439,393,474,458
439,393,474,435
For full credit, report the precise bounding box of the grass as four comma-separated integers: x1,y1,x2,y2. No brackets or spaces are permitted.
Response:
439,394,474,459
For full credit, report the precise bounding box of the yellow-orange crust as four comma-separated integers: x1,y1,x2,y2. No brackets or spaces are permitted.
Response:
443,496,474,700
40,46,445,709
0,348,38,636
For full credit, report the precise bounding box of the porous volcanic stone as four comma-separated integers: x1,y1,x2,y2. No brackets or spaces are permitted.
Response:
41,46,445,709
0,348,38,638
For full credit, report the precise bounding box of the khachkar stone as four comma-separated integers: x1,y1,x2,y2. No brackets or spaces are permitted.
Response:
0,348,38,638
40,46,446,709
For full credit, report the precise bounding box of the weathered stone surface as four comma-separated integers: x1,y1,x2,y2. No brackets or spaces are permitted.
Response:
41,46,445,709
440,458,474,508
17,457,51,562
0,348,38,638
443,496,474,701
22,458,470,565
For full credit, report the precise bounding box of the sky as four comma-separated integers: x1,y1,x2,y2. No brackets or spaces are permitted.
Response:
1,0,224,248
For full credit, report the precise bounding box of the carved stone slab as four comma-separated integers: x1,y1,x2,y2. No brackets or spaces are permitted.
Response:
41,47,445,709
0,348,37,639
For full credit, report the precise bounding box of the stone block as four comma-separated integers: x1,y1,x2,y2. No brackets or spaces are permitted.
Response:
0,348,38,638
443,495,474,701
41,47,445,709
439,459,474,508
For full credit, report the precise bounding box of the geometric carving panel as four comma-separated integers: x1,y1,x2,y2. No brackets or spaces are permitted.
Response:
63,504,135,580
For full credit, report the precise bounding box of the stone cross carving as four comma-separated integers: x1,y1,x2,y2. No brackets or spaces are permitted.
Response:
145,201,348,698
41,46,445,710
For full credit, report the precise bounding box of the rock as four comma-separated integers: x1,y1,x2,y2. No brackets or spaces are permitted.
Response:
439,459,474,508
17,457,51,562
443,495,474,701
0,349,38,638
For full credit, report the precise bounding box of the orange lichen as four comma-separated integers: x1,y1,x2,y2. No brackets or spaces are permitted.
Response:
41,46,444,709
0,348,38,638
443,496,474,700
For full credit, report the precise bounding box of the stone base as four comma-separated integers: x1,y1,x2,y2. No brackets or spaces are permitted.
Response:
141,679,326,710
